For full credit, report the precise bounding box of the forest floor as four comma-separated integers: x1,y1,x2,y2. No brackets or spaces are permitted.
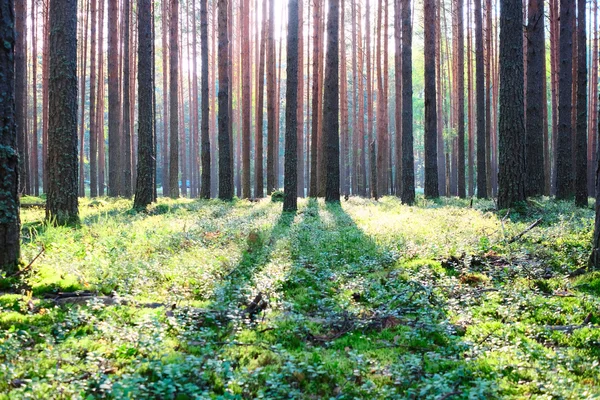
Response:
1,195,599,399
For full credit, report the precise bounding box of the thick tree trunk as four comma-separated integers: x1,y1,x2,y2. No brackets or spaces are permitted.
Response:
47,0,79,224
0,0,19,271
133,0,155,209
497,0,526,209
401,0,414,205
556,0,574,199
525,0,546,197
424,0,439,198
297,0,305,197
324,0,340,203
309,0,322,197
575,0,588,206
284,0,299,211
474,0,487,198
218,0,233,199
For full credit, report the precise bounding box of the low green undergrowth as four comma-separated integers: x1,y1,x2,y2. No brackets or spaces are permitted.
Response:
1,196,598,399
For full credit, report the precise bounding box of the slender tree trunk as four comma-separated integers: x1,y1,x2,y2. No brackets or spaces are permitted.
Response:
78,0,89,197
169,0,180,198
424,0,439,198
122,0,132,197
575,0,587,206
15,0,28,195
97,0,106,196
467,0,474,196
475,0,487,198
357,2,366,196
456,0,466,197
200,0,211,199
32,0,40,196
366,0,376,199
589,0,598,195
484,0,492,196
0,0,19,271
309,0,322,197
556,0,574,199
134,0,155,209
162,0,170,196
297,0,305,197
401,0,414,204
47,0,79,224
89,0,98,197
394,0,402,197
266,0,276,194
497,0,525,209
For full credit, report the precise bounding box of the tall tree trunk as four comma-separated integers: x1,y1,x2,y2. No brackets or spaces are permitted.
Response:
254,0,267,197
324,0,340,202
497,0,525,209
357,2,366,196
394,0,402,197
589,0,598,195
47,0,79,224
556,0,574,199
484,0,492,196
97,0,106,196
309,0,322,197
457,0,466,198
0,0,19,271
401,0,414,205
169,0,180,198
284,0,300,211
89,0,98,197
575,0,587,206
32,0,40,196
525,0,546,197
133,0,155,209
297,0,305,197
162,0,170,196
42,0,50,194
241,0,251,198
467,0,474,196
108,0,122,196
122,0,132,197
266,0,276,194
15,0,28,194
424,0,439,198
340,0,349,196
78,0,89,197
475,0,487,198
200,0,211,199
366,0,376,199
218,0,233,199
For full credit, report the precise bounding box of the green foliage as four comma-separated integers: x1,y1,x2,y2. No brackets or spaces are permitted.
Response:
270,189,285,203
1,196,599,398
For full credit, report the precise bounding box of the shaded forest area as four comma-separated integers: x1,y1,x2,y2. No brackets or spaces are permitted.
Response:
2,0,600,398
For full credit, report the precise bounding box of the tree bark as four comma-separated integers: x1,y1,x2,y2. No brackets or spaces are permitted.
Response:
0,0,19,271
556,0,574,199
169,0,180,198
497,0,526,209
575,0,588,206
475,0,487,198
47,0,79,224
134,0,155,209
324,0,340,203
284,0,299,211
218,0,233,199
457,0,466,198
424,0,439,198
15,0,28,195
200,0,211,199
108,0,122,196
122,0,132,197
400,0,414,205
32,0,40,196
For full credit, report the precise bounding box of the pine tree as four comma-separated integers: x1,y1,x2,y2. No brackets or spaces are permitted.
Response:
200,0,211,199
47,0,79,225
324,0,340,203
575,0,588,206
457,0,466,198
284,0,299,211
556,0,574,199
0,0,19,271
401,0,415,205
475,0,487,198
169,0,180,198
133,0,155,210
497,0,526,209
424,0,439,198
218,0,233,199
108,0,122,197
525,0,546,197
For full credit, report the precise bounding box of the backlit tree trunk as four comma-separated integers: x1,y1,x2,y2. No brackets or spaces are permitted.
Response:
218,0,233,199
401,0,414,205
424,0,439,198
200,0,211,199
575,0,588,206
324,0,340,203
475,0,487,198
284,0,299,211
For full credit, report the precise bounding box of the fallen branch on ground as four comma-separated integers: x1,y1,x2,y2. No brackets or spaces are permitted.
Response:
508,218,543,244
